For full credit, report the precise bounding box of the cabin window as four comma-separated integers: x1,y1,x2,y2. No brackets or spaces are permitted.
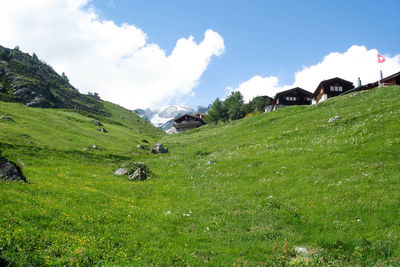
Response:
285,96,296,101
330,86,343,92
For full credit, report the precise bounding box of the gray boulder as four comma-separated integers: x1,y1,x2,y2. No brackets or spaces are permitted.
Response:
91,144,98,150
114,168,128,176
328,116,342,123
129,168,147,181
150,143,168,154
137,145,144,149
0,116,15,121
92,120,103,126
98,127,107,133
0,156,26,182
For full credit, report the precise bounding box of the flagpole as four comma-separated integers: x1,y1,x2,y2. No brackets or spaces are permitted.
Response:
377,54,385,87
377,59,381,87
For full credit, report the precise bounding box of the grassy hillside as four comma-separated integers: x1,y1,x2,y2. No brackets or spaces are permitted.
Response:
1,86,400,266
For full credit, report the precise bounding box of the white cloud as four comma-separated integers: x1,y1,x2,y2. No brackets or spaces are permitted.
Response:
230,75,290,102
233,45,400,101
0,0,225,109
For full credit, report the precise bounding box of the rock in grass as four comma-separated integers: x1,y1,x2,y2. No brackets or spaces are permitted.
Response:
129,168,147,181
98,127,107,133
0,116,15,121
328,116,342,122
137,145,144,149
294,247,309,255
114,168,128,176
115,162,149,177
150,143,168,154
92,144,99,150
0,156,26,182
92,120,103,126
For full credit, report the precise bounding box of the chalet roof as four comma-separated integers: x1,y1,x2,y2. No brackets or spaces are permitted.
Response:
173,114,205,123
313,77,354,97
381,71,400,82
274,87,312,99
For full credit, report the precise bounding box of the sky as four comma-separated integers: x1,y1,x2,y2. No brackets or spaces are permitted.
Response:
0,0,399,110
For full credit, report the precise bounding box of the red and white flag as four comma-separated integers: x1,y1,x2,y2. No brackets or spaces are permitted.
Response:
377,54,386,63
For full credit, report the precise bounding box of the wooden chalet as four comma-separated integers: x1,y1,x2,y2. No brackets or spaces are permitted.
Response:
312,77,354,104
173,114,206,132
272,87,312,111
381,71,400,86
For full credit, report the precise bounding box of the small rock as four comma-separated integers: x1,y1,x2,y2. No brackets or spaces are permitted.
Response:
92,120,102,126
294,247,309,255
0,116,15,121
114,168,128,176
137,145,144,149
207,160,216,165
21,134,30,138
92,144,98,150
98,127,107,133
129,168,147,181
0,156,26,182
82,148,89,151
328,116,342,123
150,143,168,154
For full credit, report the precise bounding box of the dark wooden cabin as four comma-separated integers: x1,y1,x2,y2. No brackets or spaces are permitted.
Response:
173,114,206,132
272,87,312,110
380,71,400,86
312,77,354,104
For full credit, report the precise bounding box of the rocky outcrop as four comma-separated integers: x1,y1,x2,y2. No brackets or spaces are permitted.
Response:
0,45,111,116
150,143,168,154
0,156,26,182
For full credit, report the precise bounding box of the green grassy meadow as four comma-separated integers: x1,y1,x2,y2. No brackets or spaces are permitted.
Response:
1,86,400,266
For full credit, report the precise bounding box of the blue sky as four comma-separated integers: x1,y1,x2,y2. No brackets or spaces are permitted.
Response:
0,0,399,109
91,0,400,108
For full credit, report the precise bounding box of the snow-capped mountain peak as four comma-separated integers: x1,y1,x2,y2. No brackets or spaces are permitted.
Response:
135,104,195,131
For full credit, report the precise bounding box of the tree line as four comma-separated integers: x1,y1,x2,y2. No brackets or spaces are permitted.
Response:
206,91,272,124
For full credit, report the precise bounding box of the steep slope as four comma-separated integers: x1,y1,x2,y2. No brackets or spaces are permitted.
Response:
1,45,108,116
0,86,399,266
